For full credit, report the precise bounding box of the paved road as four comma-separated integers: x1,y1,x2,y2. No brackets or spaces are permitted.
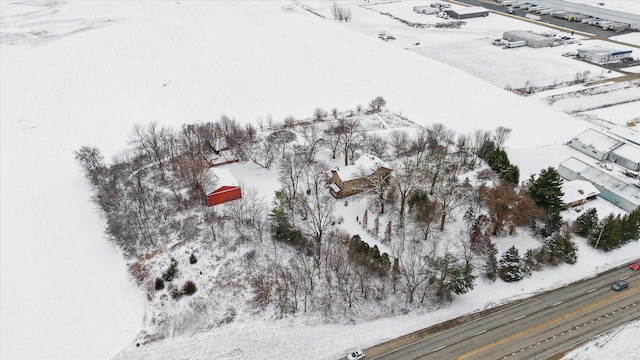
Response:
368,265,640,360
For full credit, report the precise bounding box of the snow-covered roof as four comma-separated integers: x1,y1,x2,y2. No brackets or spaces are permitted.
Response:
611,143,640,163
561,180,600,205
572,128,623,153
447,6,488,15
608,125,640,146
203,167,239,195
560,157,640,208
578,46,615,56
333,154,390,182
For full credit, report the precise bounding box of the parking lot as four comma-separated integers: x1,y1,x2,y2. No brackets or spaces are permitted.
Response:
453,0,639,40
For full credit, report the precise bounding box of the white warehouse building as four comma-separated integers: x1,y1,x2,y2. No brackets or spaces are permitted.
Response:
502,30,555,48
577,47,633,63
569,128,623,161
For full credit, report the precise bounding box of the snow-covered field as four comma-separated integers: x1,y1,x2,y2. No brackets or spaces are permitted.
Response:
1,1,638,359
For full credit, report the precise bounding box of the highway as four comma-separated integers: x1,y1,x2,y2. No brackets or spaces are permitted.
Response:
369,265,640,360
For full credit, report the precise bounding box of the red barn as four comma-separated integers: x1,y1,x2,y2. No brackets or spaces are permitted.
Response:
201,167,242,206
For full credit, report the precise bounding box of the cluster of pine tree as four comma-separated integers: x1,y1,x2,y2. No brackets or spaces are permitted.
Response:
575,208,640,251
348,235,391,276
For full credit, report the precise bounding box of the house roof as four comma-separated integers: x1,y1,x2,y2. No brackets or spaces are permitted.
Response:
333,154,390,182
561,180,600,205
203,167,239,195
572,128,623,153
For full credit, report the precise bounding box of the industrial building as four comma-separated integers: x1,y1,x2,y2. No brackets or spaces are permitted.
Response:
558,157,640,213
444,6,489,19
608,125,640,147
569,128,623,161
577,47,633,63
609,144,640,172
502,30,555,48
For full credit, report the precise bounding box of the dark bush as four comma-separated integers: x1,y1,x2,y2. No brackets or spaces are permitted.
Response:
189,253,197,264
162,260,178,282
183,280,197,296
170,287,183,300
154,277,165,291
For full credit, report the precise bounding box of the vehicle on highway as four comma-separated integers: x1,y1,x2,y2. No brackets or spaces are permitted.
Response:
347,349,365,360
630,261,640,271
612,280,628,291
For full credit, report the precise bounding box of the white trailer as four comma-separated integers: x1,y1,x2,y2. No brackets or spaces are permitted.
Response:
511,2,526,8
503,40,527,48
539,8,553,14
526,13,542,20
502,1,516,6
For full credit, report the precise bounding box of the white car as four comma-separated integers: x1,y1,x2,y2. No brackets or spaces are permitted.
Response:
347,349,365,360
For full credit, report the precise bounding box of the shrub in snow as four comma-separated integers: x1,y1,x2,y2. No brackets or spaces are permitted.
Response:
182,281,197,296
154,277,165,291
162,260,178,282
170,286,183,300
189,253,197,264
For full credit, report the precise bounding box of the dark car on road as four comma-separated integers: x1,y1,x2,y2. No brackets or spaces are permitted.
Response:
612,280,628,291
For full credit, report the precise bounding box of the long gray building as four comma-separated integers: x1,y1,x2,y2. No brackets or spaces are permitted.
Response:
558,157,640,213
503,30,555,47
569,128,623,161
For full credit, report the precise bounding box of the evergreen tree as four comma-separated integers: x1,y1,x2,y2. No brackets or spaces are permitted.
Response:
503,164,520,185
498,246,523,282
589,209,640,251
574,208,598,237
526,167,564,214
269,190,305,248
384,221,392,243
488,147,510,175
542,230,578,265
373,216,380,237
522,249,538,276
484,243,498,281
362,209,368,228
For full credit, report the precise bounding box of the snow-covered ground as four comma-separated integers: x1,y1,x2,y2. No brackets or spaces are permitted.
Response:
1,1,638,359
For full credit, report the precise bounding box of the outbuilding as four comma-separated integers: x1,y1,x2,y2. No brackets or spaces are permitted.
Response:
444,6,489,19
502,30,555,48
569,128,623,161
561,180,600,208
200,167,242,206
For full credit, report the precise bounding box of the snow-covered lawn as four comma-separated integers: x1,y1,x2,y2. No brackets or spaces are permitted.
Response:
1,1,638,359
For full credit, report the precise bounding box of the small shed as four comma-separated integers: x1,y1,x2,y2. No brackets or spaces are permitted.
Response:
561,180,600,208
444,6,489,19
201,167,242,206
569,128,623,161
